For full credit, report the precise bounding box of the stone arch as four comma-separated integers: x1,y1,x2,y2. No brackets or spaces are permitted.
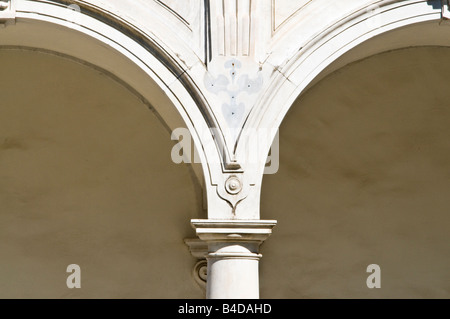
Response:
242,0,447,178
0,0,226,193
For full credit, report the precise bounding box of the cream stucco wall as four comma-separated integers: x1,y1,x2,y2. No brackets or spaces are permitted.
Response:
260,46,450,298
0,49,204,298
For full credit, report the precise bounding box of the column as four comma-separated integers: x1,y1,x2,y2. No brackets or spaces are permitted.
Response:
191,219,276,299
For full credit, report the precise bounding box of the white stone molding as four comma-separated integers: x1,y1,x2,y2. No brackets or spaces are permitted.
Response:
184,239,208,291
271,0,311,34
209,0,252,57
0,0,16,26
185,238,208,259
192,219,276,242
441,0,450,20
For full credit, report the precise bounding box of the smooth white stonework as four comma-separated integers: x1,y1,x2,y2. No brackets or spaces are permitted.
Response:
207,253,260,299
191,220,276,299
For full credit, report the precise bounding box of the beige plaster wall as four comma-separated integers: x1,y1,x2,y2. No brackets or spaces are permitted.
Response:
261,46,450,298
0,49,203,298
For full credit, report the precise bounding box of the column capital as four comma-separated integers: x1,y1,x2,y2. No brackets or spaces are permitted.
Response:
189,219,276,298
190,219,277,243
